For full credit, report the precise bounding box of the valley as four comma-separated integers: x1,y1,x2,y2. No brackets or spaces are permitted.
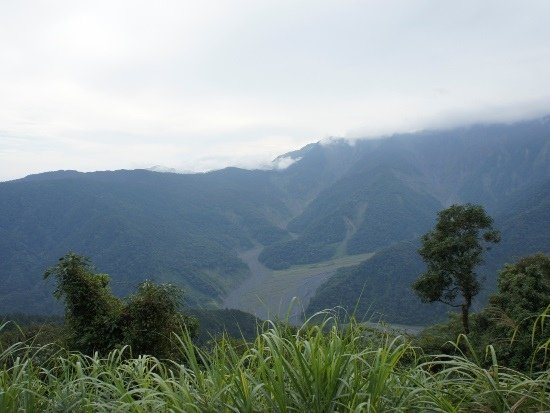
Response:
0,117,548,326
222,246,374,323
3,4,550,410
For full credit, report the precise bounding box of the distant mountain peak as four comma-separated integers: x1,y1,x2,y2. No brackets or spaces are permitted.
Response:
274,142,320,162
22,170,83,181
146,165,195,174
147,165,180,174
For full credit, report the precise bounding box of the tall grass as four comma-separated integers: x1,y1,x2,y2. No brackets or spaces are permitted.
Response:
1,315,549,412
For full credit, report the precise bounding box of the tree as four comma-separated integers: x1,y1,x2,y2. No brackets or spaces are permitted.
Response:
412,204,500,334
44,253,123,354
45,253,197,357
483,253,550,370
121,280,198,358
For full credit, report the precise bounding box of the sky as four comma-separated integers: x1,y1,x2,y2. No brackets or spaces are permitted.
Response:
1,0,550,181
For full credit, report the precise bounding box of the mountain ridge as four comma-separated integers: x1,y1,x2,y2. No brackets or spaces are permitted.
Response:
0,117,548,323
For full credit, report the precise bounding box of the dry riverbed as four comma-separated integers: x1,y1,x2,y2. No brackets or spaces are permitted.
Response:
222,247,374,323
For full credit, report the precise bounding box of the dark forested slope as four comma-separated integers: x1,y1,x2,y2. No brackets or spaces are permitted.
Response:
0,169,290,312
259,118,550,270
0,117,548,318
306,178,550,325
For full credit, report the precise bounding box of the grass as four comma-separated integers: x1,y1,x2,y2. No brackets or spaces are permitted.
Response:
272,252,375,278
1,314,549,412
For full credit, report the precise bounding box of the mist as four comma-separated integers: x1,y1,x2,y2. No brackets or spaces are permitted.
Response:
1,0,550,181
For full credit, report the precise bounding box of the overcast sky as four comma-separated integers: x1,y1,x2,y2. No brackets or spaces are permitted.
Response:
1,0,550,181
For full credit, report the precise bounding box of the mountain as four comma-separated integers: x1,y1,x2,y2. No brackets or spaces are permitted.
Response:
0,168,291,313
0,117,548,322
260,119,550,270
306,240,448,325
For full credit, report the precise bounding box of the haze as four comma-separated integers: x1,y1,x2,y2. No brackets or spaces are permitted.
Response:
1,0,550,181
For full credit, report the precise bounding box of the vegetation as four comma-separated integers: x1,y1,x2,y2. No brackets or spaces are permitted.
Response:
260,170,441,269
0,168,289,313
1,120,549,316
307,241,449,325
416,253,550,372
186,309,261,346
413,204,500,334
1,249,549,411
1,311,549,412
484,254,550,370
1,119,549,410
259,238,336,270
0,309,261,356
44,253,197,358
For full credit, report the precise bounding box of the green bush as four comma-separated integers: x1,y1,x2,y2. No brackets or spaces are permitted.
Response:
44,253,197,358
44,253,123,354
121,280,198,359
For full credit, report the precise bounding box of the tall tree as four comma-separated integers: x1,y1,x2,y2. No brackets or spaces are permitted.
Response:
412,204,500,334
44,253,123,354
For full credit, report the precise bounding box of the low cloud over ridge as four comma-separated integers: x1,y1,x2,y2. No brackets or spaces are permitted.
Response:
1,0,550,180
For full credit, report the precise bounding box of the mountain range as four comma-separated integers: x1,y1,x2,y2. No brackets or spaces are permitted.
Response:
0,117,549,324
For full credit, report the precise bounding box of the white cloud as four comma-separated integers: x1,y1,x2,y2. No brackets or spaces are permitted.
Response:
1,0,550,180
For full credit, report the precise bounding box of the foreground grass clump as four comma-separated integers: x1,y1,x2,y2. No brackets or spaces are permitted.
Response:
1,314,549,412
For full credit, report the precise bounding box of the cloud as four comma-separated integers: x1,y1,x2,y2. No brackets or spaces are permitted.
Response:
1,0,550,180
270,156,301,170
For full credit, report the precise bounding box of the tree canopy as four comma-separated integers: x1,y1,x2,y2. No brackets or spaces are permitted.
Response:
44,253,122,354
413,204,500,334
483,253,550,370
45,252,197,357
415,253,550,372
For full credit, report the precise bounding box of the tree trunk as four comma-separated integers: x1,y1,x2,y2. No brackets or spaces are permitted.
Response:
461,301,470,334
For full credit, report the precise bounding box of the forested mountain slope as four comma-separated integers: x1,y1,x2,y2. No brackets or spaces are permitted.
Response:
260,118,549,325
0,169,290,313
260,118,550,269
306,177,550,325
0,117,548,318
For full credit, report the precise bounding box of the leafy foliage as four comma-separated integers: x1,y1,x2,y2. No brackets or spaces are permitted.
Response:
416,254,550,371
1,313,549,412
44,253,123,354
413,204,500,333
121,281,198,358
44,253,197,357
482,254,550,370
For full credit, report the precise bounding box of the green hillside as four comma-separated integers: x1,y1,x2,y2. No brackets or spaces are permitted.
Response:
306,240,449,325
0,169,291,313
0,117,549,321
306,179,550,325
259,118,550,269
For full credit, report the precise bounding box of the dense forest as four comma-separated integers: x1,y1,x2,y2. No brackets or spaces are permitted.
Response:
0,118,549,325
1,117,549,410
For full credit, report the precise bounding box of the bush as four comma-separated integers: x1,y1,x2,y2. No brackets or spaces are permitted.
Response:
44,253,197,358
415,253,550,371
121,280,198,358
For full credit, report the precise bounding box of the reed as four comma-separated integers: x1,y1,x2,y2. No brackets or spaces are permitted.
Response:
0,314,548,412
